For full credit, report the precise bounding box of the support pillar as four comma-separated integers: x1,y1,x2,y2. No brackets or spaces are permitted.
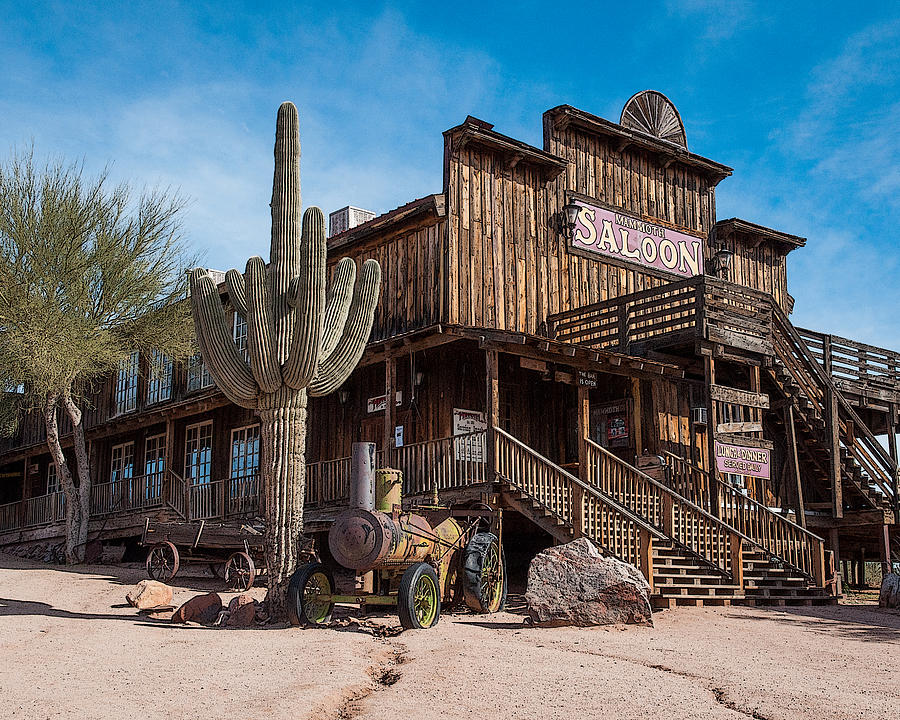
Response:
573,384,590,538
856,547,866,588
704,356,721,517
384,354,396,467
631,378,643,456
888,403,899,520
826,387,843,518
880,524,892,578
785,406,806,528
485,350,500,483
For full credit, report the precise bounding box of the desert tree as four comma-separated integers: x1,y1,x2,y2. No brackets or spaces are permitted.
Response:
0,150,196,562
190,103,381,619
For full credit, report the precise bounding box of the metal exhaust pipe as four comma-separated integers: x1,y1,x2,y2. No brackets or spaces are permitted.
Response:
349,442,376,511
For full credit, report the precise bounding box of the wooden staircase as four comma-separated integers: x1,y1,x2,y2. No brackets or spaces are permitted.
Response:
492,427,835,609
769,306,896,514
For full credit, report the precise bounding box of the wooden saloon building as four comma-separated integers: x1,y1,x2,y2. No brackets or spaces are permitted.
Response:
1,91,897,607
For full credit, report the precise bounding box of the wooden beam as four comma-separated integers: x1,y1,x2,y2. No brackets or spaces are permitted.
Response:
704,356,720,517
631,377,643,456
574,384,590,539
785,406,806,529
826,387,843,519
888,402,899,519
384,354,397,464
485,349,500,484
716,421,763,434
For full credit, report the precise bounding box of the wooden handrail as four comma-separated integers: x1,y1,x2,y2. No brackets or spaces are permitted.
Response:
584,438,745,580
494,426,663,572
662,451,826,581
773,306,896,500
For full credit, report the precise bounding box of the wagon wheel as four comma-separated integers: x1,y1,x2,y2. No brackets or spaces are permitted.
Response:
462,532,507,613
224,551,256,591
398,562,441,630
146,541,180,582
287,562,335,626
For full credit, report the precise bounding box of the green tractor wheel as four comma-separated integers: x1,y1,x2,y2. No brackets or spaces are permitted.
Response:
287,562,335,626
398,562,441,630
462,532,507,613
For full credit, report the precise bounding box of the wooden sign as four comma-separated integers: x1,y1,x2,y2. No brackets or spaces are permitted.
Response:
714,440,770,479
577,370,598,388
571,198,703,278
452,408,486,462
709,384,769,409
716,421,763,434
367,391,403,414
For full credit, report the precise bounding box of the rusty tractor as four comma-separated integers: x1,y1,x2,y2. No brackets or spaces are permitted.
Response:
288,443,506,629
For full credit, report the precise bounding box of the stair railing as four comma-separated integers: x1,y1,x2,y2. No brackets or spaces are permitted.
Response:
584,438,749,583
773,306,896,503
663,451,827,582
493,426,662,577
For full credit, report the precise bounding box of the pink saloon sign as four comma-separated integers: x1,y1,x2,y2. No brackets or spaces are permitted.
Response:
714,441,770,479
571,199,704,278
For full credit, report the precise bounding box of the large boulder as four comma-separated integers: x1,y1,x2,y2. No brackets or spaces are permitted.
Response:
225,593,258,627
526,537,653,626
880,573,900,608
126,580,174,610
172,592,223,625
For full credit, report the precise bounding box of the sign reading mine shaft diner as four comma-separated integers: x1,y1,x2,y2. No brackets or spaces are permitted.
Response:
571,199,704,278
714,441,770,479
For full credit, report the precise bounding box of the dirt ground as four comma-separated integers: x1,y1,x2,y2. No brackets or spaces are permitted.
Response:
1,552,898,720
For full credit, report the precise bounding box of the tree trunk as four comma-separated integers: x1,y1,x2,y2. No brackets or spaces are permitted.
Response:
43,393,82,563
62,389,92,562
258,385,307,620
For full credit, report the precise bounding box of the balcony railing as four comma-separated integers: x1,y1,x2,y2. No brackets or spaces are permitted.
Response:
545,276,773,356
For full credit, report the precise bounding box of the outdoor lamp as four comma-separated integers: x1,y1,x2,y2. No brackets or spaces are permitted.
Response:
711,246,734,278
562,201,580,237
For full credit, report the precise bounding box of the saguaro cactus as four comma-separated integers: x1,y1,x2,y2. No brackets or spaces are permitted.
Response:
189,102,381,618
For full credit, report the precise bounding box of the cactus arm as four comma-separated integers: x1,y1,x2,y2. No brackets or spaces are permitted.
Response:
244,256,282,393
225,269,248,318
189,269,258,407
319,257,356,357
270,102,302,365
308,259,381,397
282,207,326,390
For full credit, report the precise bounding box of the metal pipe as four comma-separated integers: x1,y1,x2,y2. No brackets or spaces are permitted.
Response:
349,442,376,511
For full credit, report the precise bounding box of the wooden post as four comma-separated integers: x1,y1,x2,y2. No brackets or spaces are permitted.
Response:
880,524,891,578
19,456,28,528
785,405,806,528
384,354,396,467
856,547,866,587
573,384,590,538
485,350,500,483
888,403,899,520
704,356,720,517
729,534,744,589
638,526,654,591
812,542,827,589
631,377,643,456
661,493,675,536
828,528,841,595
826,387,843,519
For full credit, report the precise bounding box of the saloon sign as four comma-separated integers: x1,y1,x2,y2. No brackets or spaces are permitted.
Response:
714,441,770,480
571,200,704,278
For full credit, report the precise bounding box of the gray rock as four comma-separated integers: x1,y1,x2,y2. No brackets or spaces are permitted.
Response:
526,537,653,627
880,572,900,609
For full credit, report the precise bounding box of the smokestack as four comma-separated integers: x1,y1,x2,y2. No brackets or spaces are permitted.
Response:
349,442,376,510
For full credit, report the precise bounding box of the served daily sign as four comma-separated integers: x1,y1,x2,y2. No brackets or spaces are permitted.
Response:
571,199,704,278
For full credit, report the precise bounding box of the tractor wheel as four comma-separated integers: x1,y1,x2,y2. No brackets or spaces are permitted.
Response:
462,532,507,613
398,562,441,630
287,562,335,626
224,551,256,591
146,541,180,582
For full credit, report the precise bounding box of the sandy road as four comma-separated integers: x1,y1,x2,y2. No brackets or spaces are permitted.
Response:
0,553,897,720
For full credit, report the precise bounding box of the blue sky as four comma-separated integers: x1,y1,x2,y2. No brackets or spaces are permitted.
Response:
2,1,899,347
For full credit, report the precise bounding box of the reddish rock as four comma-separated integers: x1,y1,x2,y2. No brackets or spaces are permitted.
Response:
172,592,223,625
525,537,652,627
226,593,258,627
126,580,174,610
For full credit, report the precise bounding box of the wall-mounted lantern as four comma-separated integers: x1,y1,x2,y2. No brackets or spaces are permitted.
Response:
561,201,580,238
710,246,734,279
